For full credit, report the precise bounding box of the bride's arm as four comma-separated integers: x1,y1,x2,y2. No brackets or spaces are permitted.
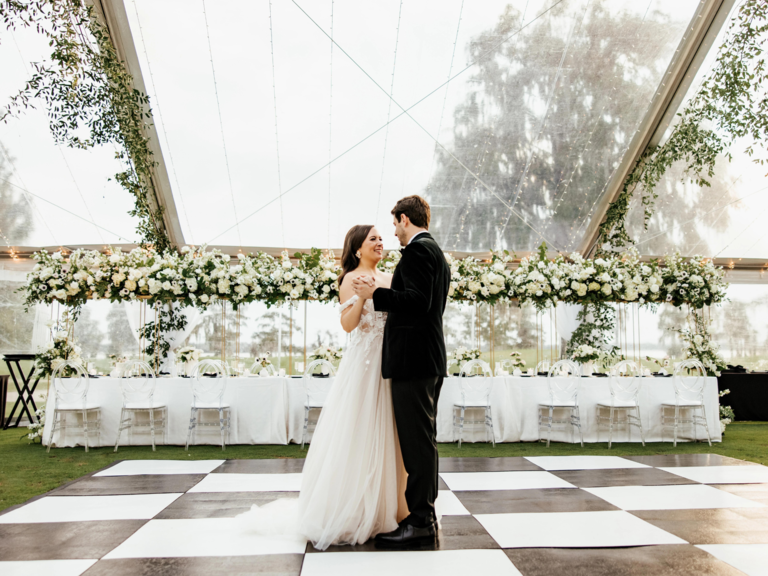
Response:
340,276,366,333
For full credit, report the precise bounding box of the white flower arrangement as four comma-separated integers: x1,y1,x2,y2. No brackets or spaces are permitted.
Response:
645,356,671,370
719,389,735,433
35,313,84,378
177,346,203,364
450,347,481,369
672,313,727,376
25,406,46,443
21,244,727,311
508,351,526,370
309,346,343,364
571,344,601,364
252,352,273,369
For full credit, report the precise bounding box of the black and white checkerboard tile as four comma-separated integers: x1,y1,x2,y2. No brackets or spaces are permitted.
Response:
2,455,768,576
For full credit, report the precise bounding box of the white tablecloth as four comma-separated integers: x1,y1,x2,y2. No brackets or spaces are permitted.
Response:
43,376,291,447
436,376,722,444
43,375,721,447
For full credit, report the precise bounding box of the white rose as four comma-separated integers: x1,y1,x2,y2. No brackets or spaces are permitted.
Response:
200,294,209,303
601,284,612,295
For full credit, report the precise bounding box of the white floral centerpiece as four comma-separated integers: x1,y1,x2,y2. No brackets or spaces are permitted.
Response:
645,355,671,374
449,347,481,373
176,346,203,376
308,346,343,375
250,352,275,377
571,344,600,376
108,354,128,377
509,351,526,370
309,346,343,364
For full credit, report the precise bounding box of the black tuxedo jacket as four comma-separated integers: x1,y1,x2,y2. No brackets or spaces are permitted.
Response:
372,232,450,380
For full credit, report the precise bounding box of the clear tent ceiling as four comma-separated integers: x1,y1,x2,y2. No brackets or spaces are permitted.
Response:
0,23,139,249
122,0,704,252
628,1,768,261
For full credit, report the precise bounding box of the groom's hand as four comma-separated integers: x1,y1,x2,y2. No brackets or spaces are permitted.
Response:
352,276,376,299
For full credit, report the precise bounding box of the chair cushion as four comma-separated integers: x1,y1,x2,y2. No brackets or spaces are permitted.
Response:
55,403,101,411
597,401,638,408
454,402,491,408
661,401,703,407
124,403,167,410
539,401,577,408
193,403,231,410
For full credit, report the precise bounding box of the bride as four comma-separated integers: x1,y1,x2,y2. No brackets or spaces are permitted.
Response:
238,224,408,550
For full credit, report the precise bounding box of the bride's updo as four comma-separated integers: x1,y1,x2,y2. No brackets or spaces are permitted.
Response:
338,224,374,288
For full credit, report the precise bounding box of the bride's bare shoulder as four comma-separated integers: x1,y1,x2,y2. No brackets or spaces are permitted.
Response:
378,271,393,289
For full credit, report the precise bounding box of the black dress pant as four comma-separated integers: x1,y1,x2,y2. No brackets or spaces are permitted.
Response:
391,375,443,527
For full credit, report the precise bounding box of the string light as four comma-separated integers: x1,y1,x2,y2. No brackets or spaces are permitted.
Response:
498,1,586,244
202,0,241,246
206,0,569,245
268,0,287,248
131,0,195,244
327,0,334,250
425,0,464,189
375,0,404,224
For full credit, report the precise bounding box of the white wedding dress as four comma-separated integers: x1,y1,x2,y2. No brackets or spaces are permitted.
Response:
237,294,408,550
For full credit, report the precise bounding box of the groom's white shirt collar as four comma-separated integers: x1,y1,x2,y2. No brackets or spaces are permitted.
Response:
407,230,428,245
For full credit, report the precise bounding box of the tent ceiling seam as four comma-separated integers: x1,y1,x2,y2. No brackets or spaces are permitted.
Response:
203,0,567,246
202,0,241,246
130,0,194,245
290,0,565,250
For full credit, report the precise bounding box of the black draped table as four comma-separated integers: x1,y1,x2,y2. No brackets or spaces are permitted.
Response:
717,372,768,421
2,353,41,429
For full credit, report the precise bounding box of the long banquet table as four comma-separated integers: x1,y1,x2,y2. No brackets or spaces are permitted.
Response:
43,375,721,447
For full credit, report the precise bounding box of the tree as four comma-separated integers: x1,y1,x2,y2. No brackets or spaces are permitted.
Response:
311,330,339,350
657,304,688,358
106,303,135,356
250,309,302,356
74,306,103,359
424,1,701,253
0,147,33,245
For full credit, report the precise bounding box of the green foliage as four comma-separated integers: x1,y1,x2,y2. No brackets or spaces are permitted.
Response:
139,304,188,372
565,302,620,369
0,0,169,250
597,1,768,253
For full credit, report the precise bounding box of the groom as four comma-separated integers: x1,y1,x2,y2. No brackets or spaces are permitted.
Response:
353,195,450,544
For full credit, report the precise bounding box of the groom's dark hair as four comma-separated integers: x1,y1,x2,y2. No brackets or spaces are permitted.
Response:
392,195,430,229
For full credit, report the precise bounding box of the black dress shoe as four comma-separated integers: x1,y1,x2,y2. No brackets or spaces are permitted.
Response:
375,522,436,546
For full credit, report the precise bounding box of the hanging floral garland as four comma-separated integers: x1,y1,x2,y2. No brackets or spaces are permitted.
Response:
20,242,727,312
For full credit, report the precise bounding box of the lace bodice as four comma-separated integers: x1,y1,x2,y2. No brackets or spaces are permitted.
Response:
339,295,386,353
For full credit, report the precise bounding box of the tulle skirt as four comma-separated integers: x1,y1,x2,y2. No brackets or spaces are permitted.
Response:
237,339,408,550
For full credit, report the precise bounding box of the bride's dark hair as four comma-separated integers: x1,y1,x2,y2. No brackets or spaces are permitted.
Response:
338,224,375,288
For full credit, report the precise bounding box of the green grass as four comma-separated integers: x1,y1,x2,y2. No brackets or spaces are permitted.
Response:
1,422,766,512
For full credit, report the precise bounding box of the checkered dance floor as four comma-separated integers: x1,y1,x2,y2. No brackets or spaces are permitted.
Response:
2,455,768,575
